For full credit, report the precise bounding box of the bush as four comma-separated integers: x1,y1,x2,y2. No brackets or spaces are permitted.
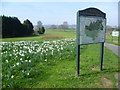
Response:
38,27,45,34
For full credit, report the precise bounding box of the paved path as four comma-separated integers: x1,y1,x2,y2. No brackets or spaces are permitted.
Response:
104,43,120,57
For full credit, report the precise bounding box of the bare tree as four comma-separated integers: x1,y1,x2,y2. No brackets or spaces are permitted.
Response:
62,21,69,30
37,21,43,29
58,21,69,30
58,25,64,30
36,21,45,34
50,24,57,29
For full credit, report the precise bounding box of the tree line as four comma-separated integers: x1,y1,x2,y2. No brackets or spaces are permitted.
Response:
47,21,76,30
1,15,45,38
49,21,69,30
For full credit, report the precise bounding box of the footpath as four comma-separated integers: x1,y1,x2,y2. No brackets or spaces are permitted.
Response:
104,43,120,57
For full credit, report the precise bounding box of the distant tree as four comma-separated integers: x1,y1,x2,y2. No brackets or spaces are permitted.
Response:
62,21,69,29
2,15,34,38
0,16,1,38
38,26,45,34
23,19,34,35
106,25,118,31
58,25,64,29
36,21,45,34
106,25,112,31
50,24,57,29
12,17,23,37
58,21,69,30
37,21,43,30
2,16,23,38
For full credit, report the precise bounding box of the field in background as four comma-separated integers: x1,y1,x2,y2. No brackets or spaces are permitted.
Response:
2,29,119,46
1,29,76,42
1,29,119,88
105,30,119,46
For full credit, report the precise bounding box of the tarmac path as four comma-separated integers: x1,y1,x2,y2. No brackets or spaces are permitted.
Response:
104,43,120,57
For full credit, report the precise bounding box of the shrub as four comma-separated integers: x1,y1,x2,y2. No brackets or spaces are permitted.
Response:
38,27,45,34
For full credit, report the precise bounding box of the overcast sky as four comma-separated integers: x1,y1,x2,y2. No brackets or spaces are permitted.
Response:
1,0,119,26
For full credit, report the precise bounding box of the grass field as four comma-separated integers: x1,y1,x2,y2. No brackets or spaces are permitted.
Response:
2,29,119,46
105,30,119,46
106,34,119,46
1,29,119,88
1,29,76,42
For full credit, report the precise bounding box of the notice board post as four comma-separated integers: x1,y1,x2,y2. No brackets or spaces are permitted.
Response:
76,8,106,76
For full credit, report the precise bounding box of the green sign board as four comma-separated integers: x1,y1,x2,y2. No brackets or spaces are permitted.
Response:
76,8,106,76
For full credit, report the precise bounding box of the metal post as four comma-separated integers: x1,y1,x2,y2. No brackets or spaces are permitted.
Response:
100,42,104,70
76,45,80,76
76,11,80,77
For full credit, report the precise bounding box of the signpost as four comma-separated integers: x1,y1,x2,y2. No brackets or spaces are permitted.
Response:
76,8,106,76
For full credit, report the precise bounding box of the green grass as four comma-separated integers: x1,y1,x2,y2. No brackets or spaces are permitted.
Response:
105,30,119,46
2,29,119,46
24,44,119,88
1,29,76,42
105,34,119,46
1,29,119,88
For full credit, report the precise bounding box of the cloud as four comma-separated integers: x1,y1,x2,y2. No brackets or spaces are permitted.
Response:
1,0,120,2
